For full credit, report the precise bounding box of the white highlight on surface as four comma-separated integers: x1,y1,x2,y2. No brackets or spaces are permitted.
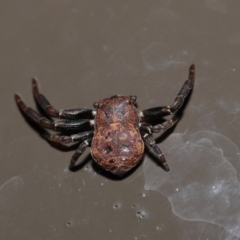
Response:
0,176,25,204
142,42,186,71
205,0,227,14
217,99,240,115
144,131,240,237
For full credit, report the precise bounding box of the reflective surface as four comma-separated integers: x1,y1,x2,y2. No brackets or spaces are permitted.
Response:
1,1,240,239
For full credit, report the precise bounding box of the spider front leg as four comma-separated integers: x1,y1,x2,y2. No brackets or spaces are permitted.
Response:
32,79,94,119
15,94,94,131
141,64,195,121
142,132,169,172
69,138,92,169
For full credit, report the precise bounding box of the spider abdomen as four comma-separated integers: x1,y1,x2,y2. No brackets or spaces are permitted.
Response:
91,96,144,175
91,123,144,175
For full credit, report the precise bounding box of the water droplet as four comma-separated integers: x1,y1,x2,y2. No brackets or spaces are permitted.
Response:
66,220,74,227
113,202,121,209
136,211,145,218
156,226,162,231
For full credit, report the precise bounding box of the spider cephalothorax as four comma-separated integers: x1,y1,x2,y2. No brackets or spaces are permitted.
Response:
15,64,195,176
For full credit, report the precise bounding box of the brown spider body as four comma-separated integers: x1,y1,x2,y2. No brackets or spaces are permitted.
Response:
15,65,195,177
91,96,144,175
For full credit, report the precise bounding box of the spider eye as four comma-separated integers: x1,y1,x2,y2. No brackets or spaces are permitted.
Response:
93,102,98,108
129,95,137,104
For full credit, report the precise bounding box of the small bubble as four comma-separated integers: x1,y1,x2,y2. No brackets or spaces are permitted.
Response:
101,183,104,186
136,211,145,218
142,193,146,197
84,165,89,170
176,188,179,191
132,204,135,208
181,50,188,56
233,68,236,72
66,220,74,227
113,203,121,209
156,226,162,231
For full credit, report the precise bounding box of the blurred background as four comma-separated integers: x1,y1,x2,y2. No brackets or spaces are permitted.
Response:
0,1,240,239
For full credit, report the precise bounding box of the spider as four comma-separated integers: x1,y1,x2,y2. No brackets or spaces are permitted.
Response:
15,64,195,176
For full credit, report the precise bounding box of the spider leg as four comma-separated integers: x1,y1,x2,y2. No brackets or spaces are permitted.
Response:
142,133,169,172
15,94,94,131
140,115,178,134
32,78,94,119
141,64,195,121
69,138,92,169
45,131,94,144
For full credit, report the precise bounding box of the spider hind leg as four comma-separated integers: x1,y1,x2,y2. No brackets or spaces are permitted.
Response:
142,132,169,172
69,138,92,170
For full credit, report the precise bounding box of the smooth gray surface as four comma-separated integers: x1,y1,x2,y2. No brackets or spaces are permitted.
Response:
1,1,240,239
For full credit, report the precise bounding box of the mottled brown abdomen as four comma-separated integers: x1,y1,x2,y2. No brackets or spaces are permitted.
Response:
91,123,144,175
